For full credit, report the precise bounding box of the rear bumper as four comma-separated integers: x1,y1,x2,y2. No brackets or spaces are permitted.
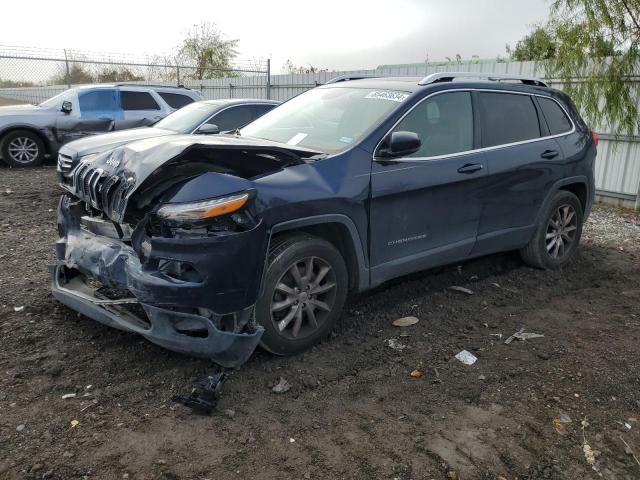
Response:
52,194,267,367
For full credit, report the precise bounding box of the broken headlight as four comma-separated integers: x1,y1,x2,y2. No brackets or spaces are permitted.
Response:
156,192,250,224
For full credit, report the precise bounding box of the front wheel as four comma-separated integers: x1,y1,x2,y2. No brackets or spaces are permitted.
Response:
1,130,45,167
520,190,584,269
255,234,348,356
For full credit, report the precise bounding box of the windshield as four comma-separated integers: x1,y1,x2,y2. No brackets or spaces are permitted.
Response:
241,87,410,153
39,90,74,108
154,102,221,133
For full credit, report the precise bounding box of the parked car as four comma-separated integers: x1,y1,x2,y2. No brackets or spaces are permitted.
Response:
0,84,202,167
57,98,280,183
51,73,596,367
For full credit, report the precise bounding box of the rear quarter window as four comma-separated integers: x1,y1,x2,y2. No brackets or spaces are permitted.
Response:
538,97,572,135
158,92,195,109
121,91,160,111
478,92,541,147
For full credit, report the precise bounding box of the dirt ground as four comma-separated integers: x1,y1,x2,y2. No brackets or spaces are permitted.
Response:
1,166,639,480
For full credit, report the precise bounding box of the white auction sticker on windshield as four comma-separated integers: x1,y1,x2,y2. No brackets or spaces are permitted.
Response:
365,91,409,102
287,132,308,145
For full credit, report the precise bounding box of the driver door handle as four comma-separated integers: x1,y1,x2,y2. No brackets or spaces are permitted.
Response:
457,163,484,174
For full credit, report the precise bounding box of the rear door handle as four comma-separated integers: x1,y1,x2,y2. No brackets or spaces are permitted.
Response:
541,149,559,159
457,163,484,174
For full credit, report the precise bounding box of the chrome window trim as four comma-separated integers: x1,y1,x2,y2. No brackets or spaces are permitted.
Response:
190,102,277,134
373,88,576,163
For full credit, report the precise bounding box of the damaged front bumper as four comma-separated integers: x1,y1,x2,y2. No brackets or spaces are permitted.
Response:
51,194,267,367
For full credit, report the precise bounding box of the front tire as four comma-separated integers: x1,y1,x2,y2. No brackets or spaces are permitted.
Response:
255,234,348,356
520,190,584,269
1,130,45,167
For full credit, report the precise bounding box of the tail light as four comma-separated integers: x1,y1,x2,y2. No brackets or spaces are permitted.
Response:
591,131,599,146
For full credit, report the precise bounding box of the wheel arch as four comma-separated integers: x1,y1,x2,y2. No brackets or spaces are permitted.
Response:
0,125,55,155
535,176,591,226
267,215,369,292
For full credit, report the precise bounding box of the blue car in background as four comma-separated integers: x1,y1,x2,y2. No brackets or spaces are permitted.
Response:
0,84,202,167
51,72,596,367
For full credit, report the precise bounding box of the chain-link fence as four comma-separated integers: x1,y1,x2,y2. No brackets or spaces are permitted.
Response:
0,45,270,104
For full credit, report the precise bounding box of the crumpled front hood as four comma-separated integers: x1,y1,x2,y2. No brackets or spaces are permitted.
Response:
60,127,175,157
67,133,322,222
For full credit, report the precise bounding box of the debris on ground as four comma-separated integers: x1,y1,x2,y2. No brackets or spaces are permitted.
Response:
384,338,407,351
13,306,24,312
504,328,545,344
272,377,291,394
454,350,477,365
619,436,640,467
172,373,227,415
16,424,25,432
448,286,474,295
409,368,423,378
70,419,79,428
553,413,572,435
61,393,76,399
392,316,419,327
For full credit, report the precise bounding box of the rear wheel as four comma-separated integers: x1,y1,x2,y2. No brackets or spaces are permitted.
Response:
520,190,583,269
1,130,45,167
255,234,348,356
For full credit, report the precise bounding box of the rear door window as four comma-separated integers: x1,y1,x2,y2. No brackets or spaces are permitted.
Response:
158,92,195,109
209,106,254,130
390,91,474,158
478,92,541,147
538,97,572,135
121,91,160,111
251,104,277,120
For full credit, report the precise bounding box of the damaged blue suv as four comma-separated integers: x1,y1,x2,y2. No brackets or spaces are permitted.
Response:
52,73,597,367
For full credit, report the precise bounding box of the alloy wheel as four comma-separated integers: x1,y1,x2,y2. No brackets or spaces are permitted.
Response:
7,137,39,164
270,256,337,340
545,204,578,259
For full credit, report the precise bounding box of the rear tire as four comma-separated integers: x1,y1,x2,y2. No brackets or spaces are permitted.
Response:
255,234,348,356
1,130,45,167
520,190,583,269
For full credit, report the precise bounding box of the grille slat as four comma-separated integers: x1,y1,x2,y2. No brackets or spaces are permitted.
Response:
73,166,126,219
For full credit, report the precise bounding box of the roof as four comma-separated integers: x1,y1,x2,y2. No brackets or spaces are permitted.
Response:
320,75,552,94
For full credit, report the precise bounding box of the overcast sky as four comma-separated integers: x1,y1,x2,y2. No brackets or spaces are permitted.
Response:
1,0,551,72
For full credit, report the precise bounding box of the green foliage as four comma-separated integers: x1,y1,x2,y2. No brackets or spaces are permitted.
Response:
546,0,638,135
178,22,239,80
49,62,94,85
507,25,557,61
96,67,144,83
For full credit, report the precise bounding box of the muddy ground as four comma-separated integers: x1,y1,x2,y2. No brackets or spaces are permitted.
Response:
1,166,639,480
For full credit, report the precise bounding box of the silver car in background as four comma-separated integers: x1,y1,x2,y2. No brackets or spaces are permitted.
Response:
0,84,202,167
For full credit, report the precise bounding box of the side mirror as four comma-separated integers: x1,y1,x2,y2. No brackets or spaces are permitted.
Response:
61,101,73,114
377,131,421,158
196,123,220,135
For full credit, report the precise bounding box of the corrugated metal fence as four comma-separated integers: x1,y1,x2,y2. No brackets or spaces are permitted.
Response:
1,59,639,208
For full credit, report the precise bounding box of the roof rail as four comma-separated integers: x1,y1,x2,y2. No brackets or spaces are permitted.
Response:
324,74,381,84
418,72,548,88
113,83,191,90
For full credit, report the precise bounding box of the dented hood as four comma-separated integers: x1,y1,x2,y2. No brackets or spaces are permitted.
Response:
68,133,323,221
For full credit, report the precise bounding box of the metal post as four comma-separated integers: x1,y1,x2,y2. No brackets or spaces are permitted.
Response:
176,64,181,87
229,83,233,98
63,49,71,89
266,58,271,100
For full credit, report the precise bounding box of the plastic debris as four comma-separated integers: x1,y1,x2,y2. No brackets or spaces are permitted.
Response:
61,393,76,400
455,350,477,365
70,419,79,428
409,369,423,379
384,338,407,351
172,373,227,415
392,316,419,327
504,328,544,344
16,424,25,432
272,377,291,394
13,306,24,312
448,286,474,295
552,413,572,435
